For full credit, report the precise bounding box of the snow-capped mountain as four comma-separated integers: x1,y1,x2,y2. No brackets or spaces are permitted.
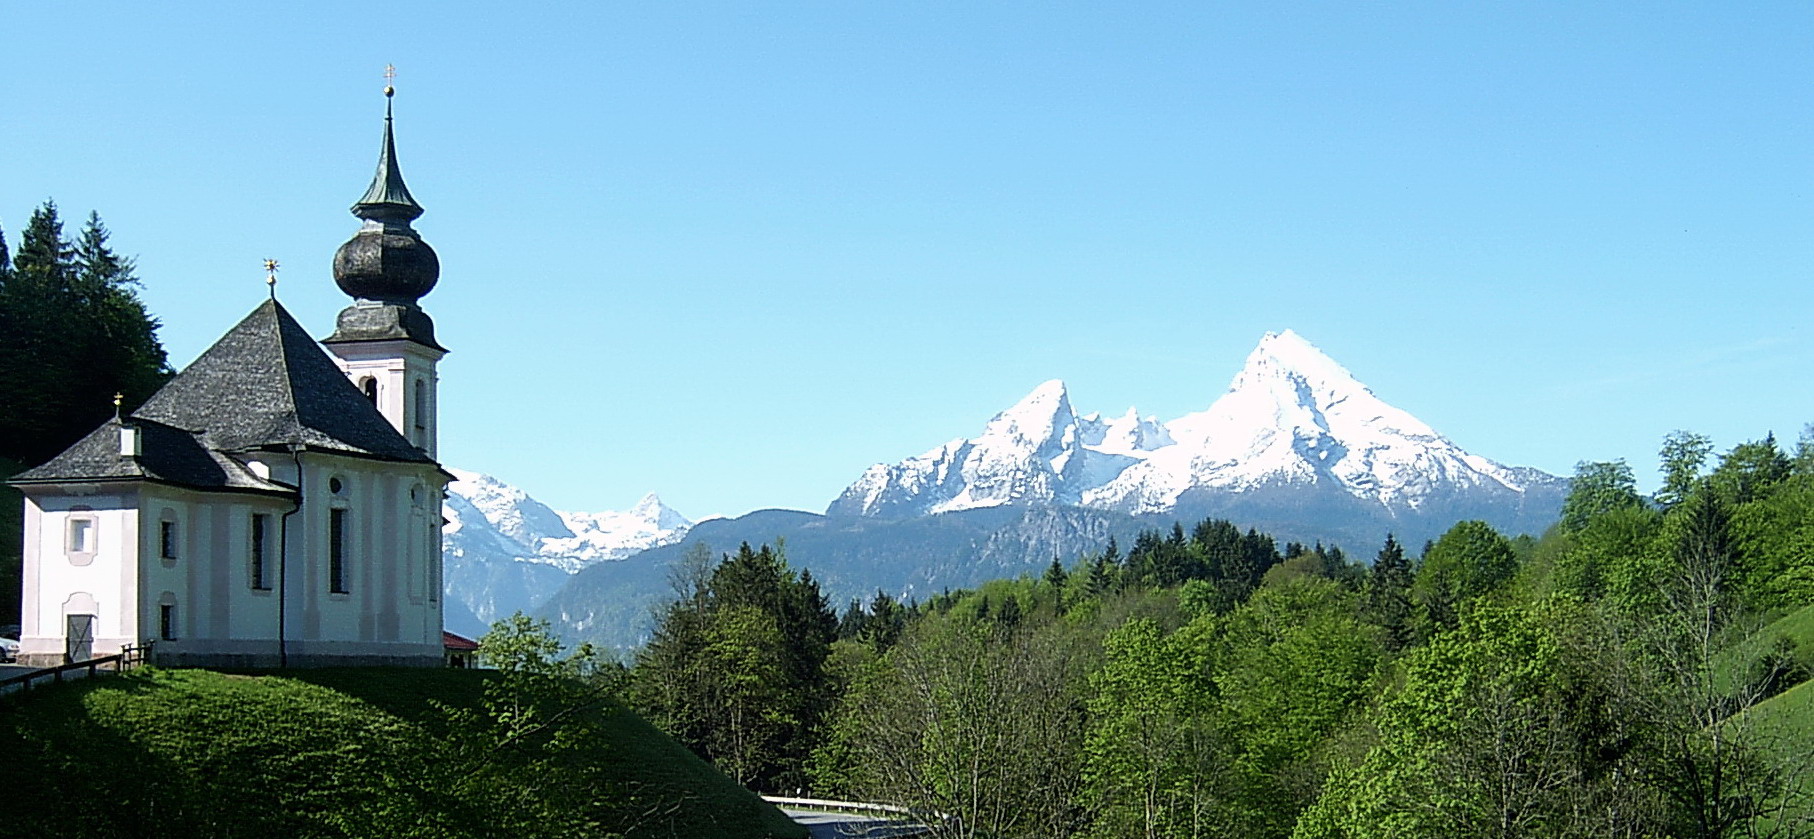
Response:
441,468,691,636
828,330,1565,535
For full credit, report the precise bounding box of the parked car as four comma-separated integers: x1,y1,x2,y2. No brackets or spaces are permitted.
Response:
0,636,18,663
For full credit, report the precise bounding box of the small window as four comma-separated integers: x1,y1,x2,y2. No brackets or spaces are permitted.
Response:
329,508,349,594
329,477,344,495
250,513,271,590
413,379,428,431
159,603,176,641
360,377,378,404
68,518,95,554
159,519,178,561
427,519,439,603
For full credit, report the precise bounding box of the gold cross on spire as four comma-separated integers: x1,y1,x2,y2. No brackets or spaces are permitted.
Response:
384,64,396,98
264,259,280,298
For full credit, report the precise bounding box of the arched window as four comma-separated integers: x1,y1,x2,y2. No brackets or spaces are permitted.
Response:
360,376,378,404
328,476,350,595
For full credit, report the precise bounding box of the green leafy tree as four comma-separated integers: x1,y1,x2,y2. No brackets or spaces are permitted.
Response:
632,542,837,791
1564,504,1662,606
1559,460,1643,533
1084,617,1225,838
1708,435,1791,507
815,617,1088,839
1727,476,1814,611
1412,520,1517,637
1296,600,1646,839
1657,430,1715,509
1212,578,1383,837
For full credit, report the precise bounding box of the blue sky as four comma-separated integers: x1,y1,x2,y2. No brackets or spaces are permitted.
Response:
4,3,1810,518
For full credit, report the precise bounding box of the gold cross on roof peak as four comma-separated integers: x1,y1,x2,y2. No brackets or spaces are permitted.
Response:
384,64,396,98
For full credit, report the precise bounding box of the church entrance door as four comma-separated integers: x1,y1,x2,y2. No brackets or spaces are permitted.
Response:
66,614,95,662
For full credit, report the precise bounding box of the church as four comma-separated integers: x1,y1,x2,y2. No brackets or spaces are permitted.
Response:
10,89,451,667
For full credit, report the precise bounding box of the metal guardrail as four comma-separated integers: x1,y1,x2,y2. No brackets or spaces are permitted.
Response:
765,796,941,838
0,641,156,698
763,796,918,817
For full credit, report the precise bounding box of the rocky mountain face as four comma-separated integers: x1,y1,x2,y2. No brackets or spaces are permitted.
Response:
828,330,1565,541
440,468,691,637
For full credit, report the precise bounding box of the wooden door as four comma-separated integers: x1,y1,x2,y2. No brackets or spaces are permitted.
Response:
66,614,95,662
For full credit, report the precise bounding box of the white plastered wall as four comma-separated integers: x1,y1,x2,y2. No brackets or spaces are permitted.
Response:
324,340,444,460
20,489,141,662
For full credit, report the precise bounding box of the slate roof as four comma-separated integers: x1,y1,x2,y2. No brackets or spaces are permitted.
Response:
12,418,292,494
13,298,432,490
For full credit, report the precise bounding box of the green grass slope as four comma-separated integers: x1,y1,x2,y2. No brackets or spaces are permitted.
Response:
1713,602,1814,694
1740,602,1814,660
1736,676,1814,829
0,667,805,839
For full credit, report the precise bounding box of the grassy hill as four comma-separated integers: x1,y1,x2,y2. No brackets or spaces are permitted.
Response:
0,667,805,839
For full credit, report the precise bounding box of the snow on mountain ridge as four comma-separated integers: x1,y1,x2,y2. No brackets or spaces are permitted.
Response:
827,330,1558,520
445,471,693,573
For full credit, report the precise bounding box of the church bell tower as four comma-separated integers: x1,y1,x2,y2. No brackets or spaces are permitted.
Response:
322,82,446,459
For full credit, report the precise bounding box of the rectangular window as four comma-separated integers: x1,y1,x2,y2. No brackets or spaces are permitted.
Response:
68,518,95,554
159,604,176,641
329,508,348,594
160,520,177,560
250,514,270,590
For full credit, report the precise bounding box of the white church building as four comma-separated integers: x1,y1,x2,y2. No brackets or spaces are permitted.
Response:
10,90,452,667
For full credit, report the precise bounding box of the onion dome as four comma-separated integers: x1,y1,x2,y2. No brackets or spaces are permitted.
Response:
332,89,439,305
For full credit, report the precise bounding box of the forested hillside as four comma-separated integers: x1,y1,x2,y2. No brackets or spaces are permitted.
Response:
626,427,1814,838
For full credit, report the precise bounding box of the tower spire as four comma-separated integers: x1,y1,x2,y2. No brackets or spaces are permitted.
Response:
352,66,423,224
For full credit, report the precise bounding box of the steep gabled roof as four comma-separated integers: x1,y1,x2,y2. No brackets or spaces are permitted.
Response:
12,417,292,494
15,299,433,490
131,298,432,463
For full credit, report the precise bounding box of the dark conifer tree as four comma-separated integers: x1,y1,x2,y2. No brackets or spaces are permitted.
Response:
1043,558,1069,611
0,202,170,466
634,542,837,791
14,200,73,276
1365,534,1415,652
995,594,1022,629
858,590,904,653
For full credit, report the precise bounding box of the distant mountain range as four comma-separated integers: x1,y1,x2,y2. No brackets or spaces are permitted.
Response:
443,330,1567,646
441,468,692,637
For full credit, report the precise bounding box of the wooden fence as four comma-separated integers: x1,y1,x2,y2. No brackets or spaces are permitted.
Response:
0,641,156,699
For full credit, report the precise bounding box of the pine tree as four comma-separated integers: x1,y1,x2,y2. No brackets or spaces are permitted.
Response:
0,202,170,466
633,542,837,791
13,200,73,277
1043,557,1069,611
1365,534,1415,652
996,594,1022,629
858,590,904,653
